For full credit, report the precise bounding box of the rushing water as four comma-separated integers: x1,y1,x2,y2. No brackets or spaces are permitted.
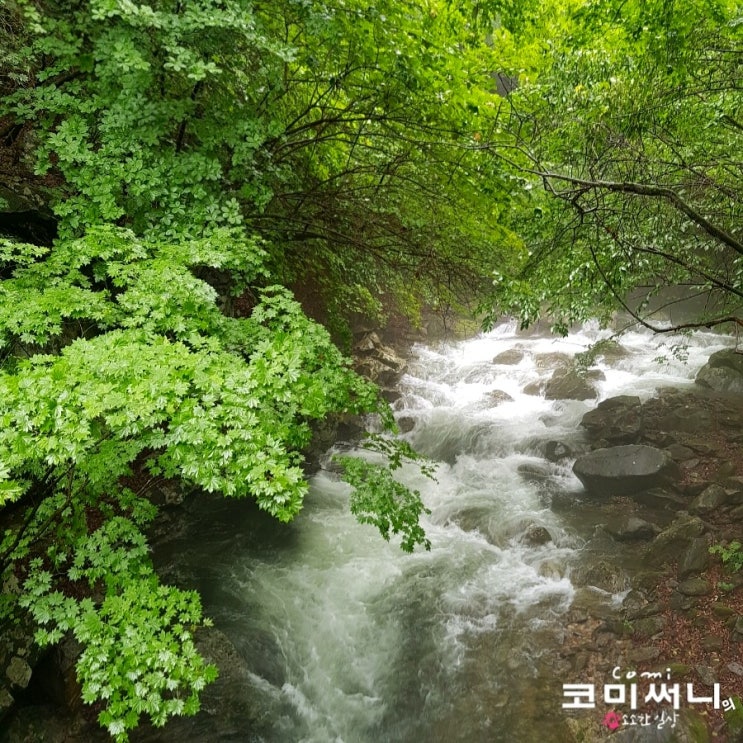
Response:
151,321,734,743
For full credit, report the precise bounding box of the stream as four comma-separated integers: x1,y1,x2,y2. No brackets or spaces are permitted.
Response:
147,322,734,742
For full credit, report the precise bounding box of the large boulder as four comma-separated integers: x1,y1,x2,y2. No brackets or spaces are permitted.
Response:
695,349,743,394
580,395,643,444
573,444,679,497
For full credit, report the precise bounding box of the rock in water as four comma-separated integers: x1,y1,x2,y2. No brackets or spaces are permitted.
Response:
695,349,743,394
580,395,642,444
544,367,599,400
572,444,679,497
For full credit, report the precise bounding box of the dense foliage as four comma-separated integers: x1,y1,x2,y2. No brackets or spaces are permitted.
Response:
0,0,515,737
484,0,743,334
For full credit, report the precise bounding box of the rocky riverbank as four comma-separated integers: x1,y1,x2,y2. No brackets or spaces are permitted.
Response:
3,341,743,742
552,351,743,742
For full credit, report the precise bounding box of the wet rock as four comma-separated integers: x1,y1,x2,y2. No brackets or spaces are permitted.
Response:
632,488,687,510
573,444,679,498
659,405,713,434
665,443,696,462
645,514,707,565
695,349,743,394
397,416,416,433
354,355,406,387
533,352,571,370
353,332,407,387
684,438,718,456
591,339,632,363
605,515,660,542
581,395,643,444
632,570,667,591
678,577,712,596
628,601,663,620
633,615,666,638
5,657,31,690
544,440,572,462
682,480,711,497
678,538,711,578
523,381,542,396
492,349,525,365
521,524,553,546
517,462,551,483
485,389,514,406
621,590,649,617
544,367,599,401
538,559,564,579
690,484,728,515
573,560,627,593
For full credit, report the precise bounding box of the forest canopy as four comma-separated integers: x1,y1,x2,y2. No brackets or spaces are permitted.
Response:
0,0,741,738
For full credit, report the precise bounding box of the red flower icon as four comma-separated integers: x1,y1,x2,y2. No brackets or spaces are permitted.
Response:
603,710,622,731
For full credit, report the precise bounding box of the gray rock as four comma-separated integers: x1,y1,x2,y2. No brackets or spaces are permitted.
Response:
645,514,707,565
573,444,679,497
544,367,598,400
665,443,696,462
533,352,571,370
573,560,627,593
517,462,551,482
690,484,728,515
605,515,660,541
678,537,711,578
581,395,643,444
485,389,514,406
633,615,666,637
592,339,632,363
659,405,713,434
397,416,416,433
354,332,407,387
695,349,743,394
727,661,743,676
521,524,553,546
678,577,712,596
492,349,525,365
544,440,573,462
523,381,542,396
